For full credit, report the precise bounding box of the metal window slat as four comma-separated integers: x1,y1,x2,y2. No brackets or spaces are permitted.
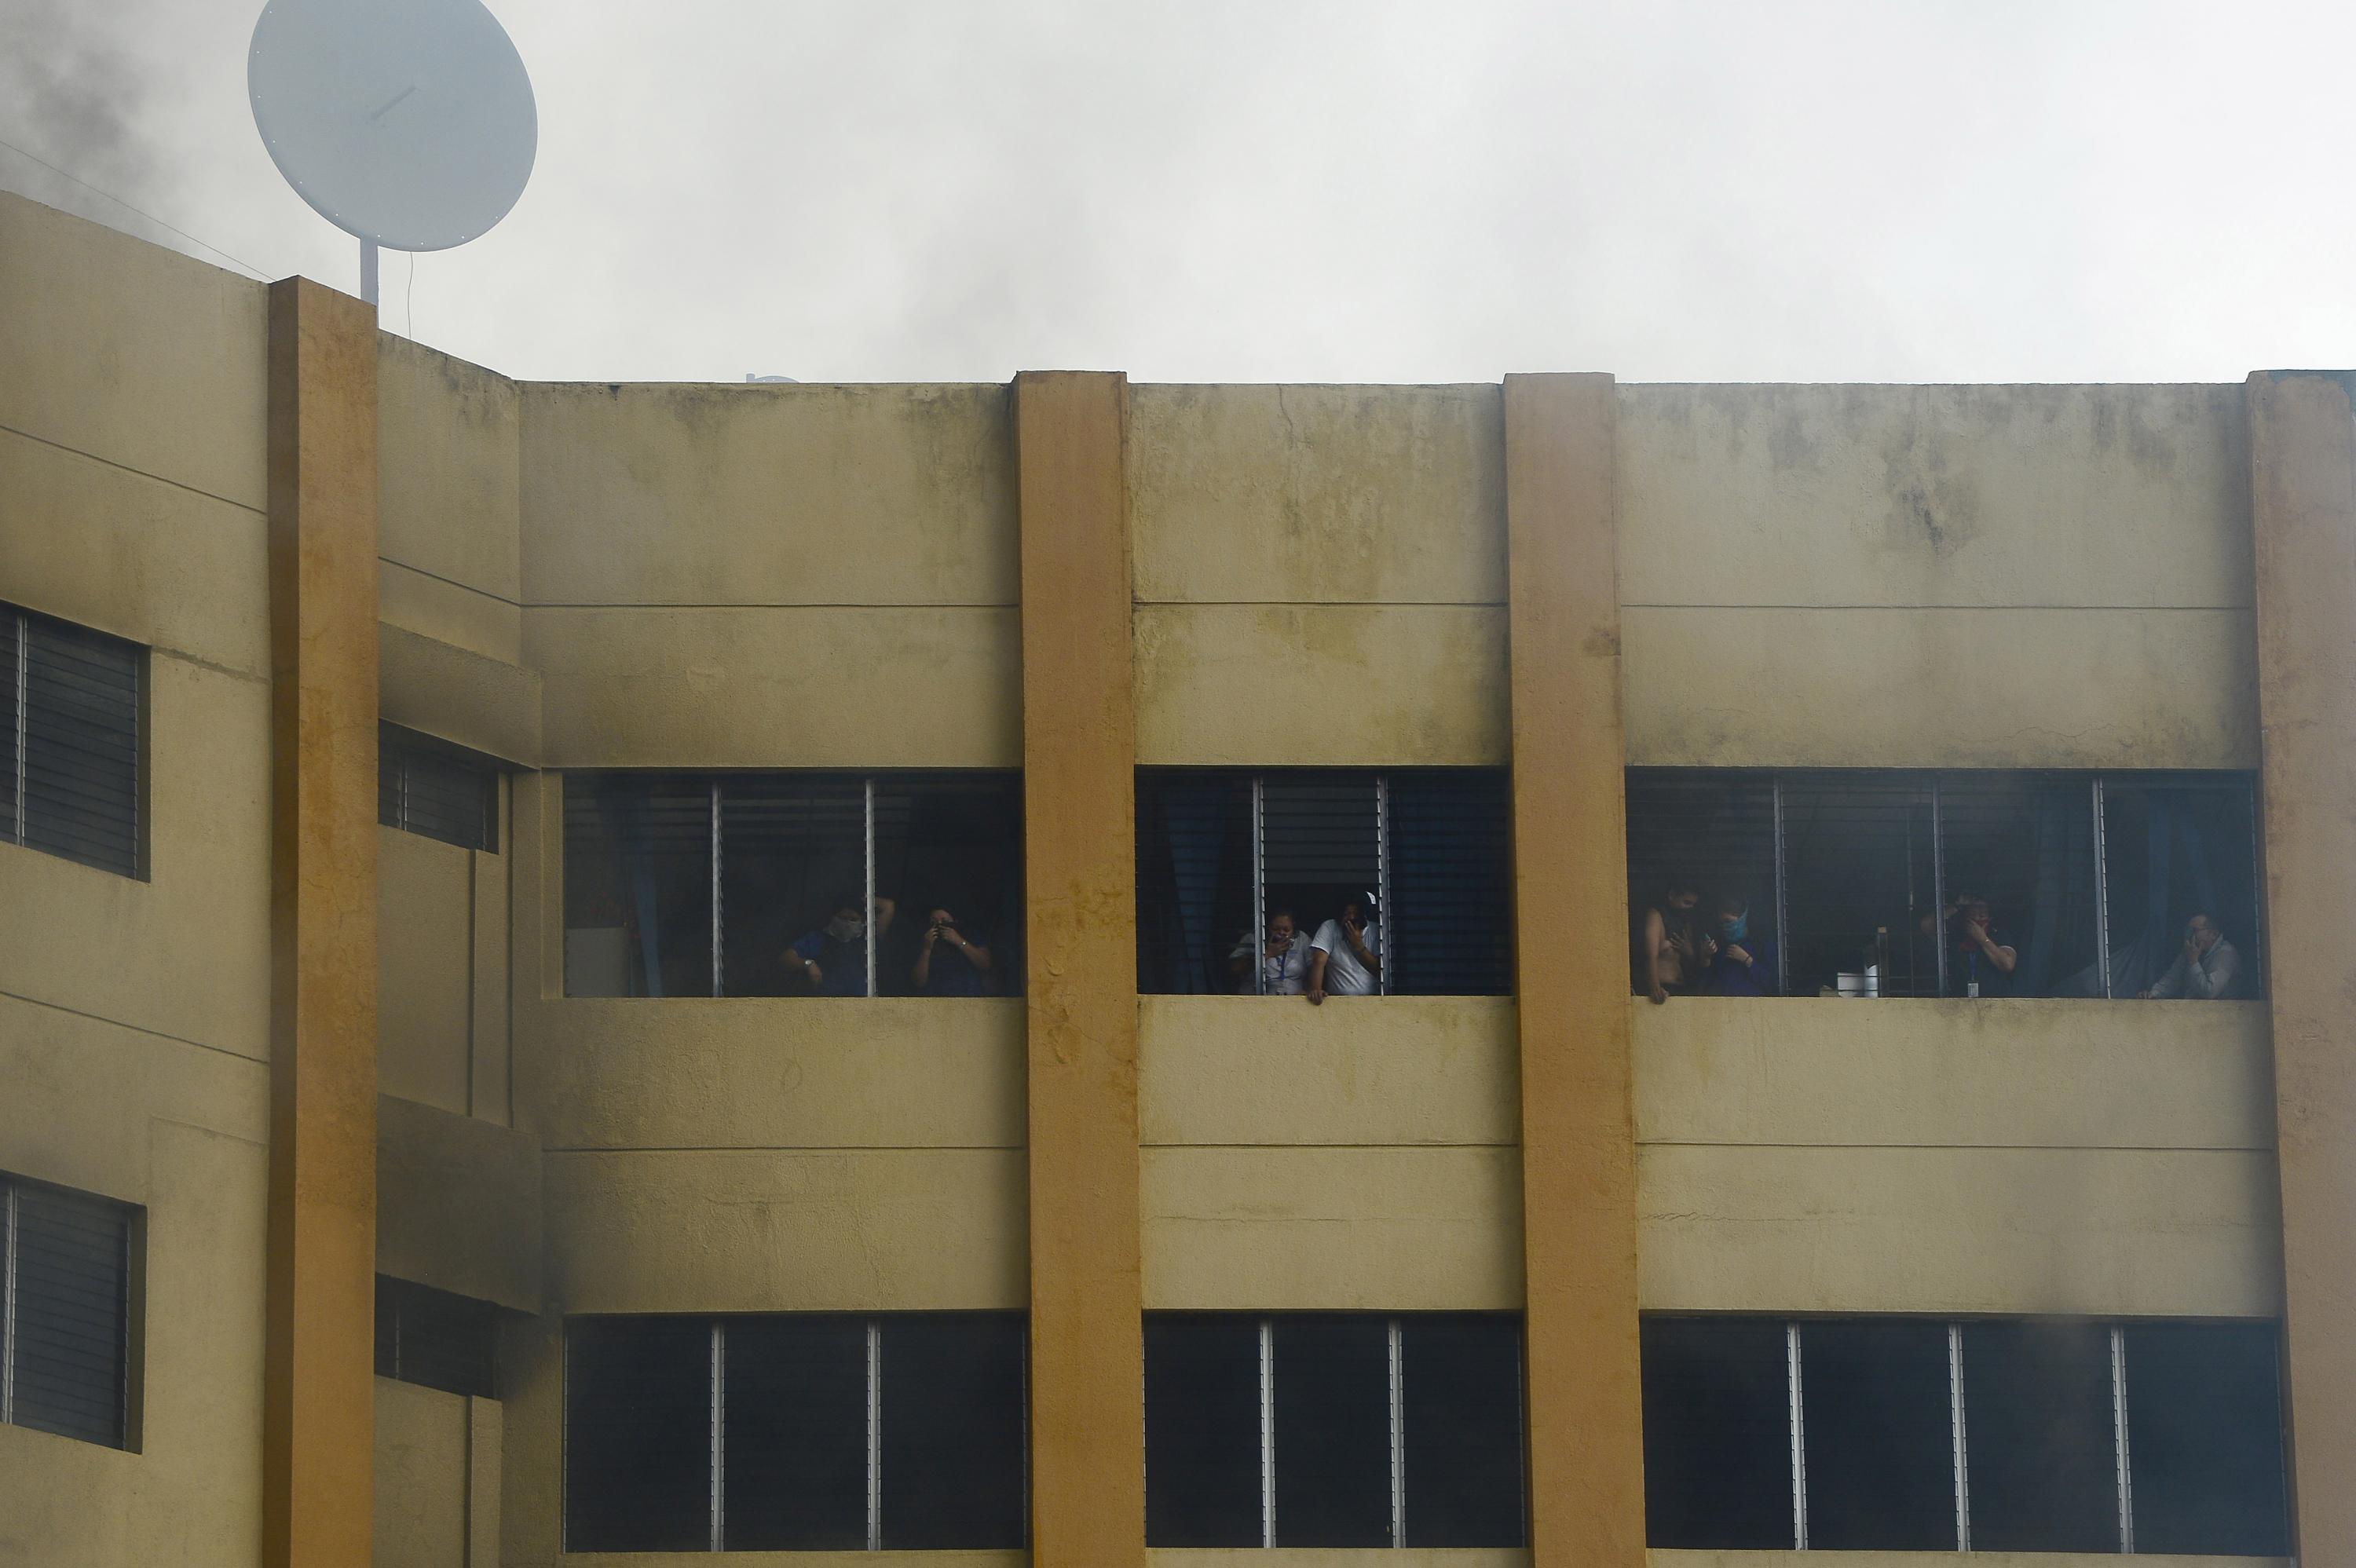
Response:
7,1181,130,1449
16,609,139,878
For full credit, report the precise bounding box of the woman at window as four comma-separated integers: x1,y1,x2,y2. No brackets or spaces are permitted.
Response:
1229,908,1310,996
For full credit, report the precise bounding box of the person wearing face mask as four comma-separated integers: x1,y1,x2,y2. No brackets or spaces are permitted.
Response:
785,888,898,996
1699,893,1778,996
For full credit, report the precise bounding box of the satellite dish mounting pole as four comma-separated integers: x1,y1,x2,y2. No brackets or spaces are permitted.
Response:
360,239,379,306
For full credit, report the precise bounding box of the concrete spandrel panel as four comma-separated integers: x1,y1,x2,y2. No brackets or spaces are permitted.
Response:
543,1148,1026,1313
526,605,1019,769
518,382,1016,608
1130,383,1508,606
1140,995,1517,1148
378,828,475,1117
0,429,270,679
378,334,521,607
518,997,1025,1152
0,193,269,512
1136,603,1509,767
1634,997,2274,1152
1141,1146,1523,1310
1637,1143,2282,1318
1618,382,2251,610
1623,605,2259,769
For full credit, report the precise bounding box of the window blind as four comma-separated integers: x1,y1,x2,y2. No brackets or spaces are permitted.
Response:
2,605,141,879
2,1175,135,1449
378,725,499,853
374,1275,499,1399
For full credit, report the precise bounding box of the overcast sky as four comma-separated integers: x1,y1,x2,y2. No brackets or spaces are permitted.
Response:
5,0,2353,386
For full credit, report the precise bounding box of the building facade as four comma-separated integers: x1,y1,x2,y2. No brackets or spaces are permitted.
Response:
2,186,2351,1567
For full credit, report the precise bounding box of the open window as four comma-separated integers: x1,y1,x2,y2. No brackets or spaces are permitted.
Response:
563,772,1021,998
1136,769,1512,996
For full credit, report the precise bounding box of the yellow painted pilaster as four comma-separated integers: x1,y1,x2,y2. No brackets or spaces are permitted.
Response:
2248,368,2356,1564
1504,372,1646,1566
264,277,380,1567
1015,371,1146,1568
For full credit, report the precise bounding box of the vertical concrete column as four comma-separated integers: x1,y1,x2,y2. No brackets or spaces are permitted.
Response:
264,277,380,1568
1015,371,1146,1568
1503,373,1646,1568
2248,368,2356,1563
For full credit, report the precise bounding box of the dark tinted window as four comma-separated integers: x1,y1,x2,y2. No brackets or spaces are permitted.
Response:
2124,1322,2288,1555
7,1178,134,1448
1935,774,2098,996
378,725,499,852
1801,1318,1955,1550
1136,770,1255,993
4,605,141,879
1781,773,1940,997
1399,1314,1523,1546
878,1313,1026,1548
564,1317,712,1552
564,774,715,997
1262,773,1381,958
1271,1315,1391,1546
2102,778,2264,1000
722,1315,869,1550
375,1275,498,1399
1959,1320,2116,1552
718,775,866,996
1388,770,1513,996
1641,1316,1791,1549
1626,771,1779,996
874,774,1025,997
1145,1316,1264,1547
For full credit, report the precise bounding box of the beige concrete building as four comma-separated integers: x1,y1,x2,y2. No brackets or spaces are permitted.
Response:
1,185,2349,1568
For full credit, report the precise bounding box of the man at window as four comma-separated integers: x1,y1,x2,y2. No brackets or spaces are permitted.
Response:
1948,895,2018,997
1637,877,1706,1005
911,906,993,996
1306,893,1383,1004
1229,908,1310,996
1699,894,1777,996
2138,913,2241,1000
784,890,897,996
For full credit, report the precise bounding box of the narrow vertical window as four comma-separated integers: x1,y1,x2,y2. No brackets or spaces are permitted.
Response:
1933,773,2098,996
1958,1319,2119,1552
1135,770,1255,993
1624,770,1779,998
1270,1314,1392,1547
2122,1322,2289,1555
719,1314,869,1549
876,1312,1027,1548
562,775,715,997
1143,1315,1264,1546
376,725,499,852
2,605,141,879
1398,1314,1524,1546
2099,777,2265,1000
1385,770,1513,995
1798,1318,1955,1550
563,1317,713,1552
2,1177,134,1449
716,774,865,996
1640,1315,1794,1548
871,773,1026,997
1780,773,1940,997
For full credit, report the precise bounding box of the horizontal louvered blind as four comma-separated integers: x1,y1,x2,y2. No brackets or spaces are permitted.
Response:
4,606,141,878
378,725,499,852
375,1275,499,1398
3,1175,135,1449
1387,770,1512,995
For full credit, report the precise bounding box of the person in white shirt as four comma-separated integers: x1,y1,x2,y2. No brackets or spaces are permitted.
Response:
1307,893,1384,1004
1229,908,1310,995
2138,913,2242,1000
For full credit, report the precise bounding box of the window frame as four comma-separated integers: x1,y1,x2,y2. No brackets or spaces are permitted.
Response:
0,1171,143,1453
558,769,1023,1000
1639,1313,2289,1555
562,1310,1028,1554
378,723,503,853
1142,1310,1527,1550
1627,767,2265,1000
1136,766,1514,997
2,602,147,880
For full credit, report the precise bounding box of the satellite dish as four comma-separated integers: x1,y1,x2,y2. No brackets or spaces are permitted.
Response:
249,0,536,299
